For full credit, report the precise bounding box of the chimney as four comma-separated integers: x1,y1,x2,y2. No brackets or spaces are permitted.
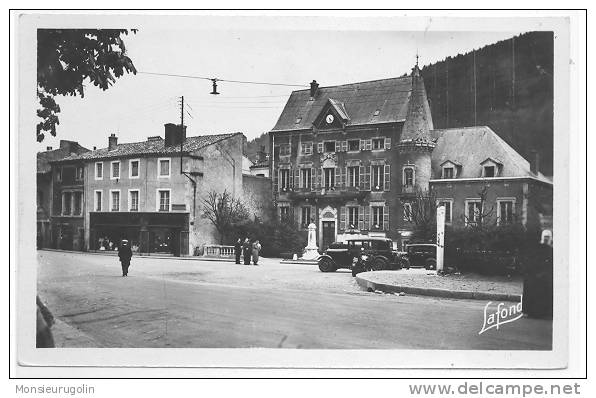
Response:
530,150,540,174
309,80,319,99
59,140,73,151
108,133,118,151
46,146,52,151
164,123,187,147
93,146,97,150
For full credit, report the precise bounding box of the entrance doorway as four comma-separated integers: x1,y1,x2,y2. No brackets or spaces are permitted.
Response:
322,221,336,250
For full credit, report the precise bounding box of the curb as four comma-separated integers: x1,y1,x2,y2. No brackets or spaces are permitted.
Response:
280,259,318,265
355,275,521,302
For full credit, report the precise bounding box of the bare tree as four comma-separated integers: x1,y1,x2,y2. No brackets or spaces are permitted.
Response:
463,184,496,230
405,188,438,242
201,190,249,244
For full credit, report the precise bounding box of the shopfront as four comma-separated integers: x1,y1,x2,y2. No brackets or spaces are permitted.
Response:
89,212,189,256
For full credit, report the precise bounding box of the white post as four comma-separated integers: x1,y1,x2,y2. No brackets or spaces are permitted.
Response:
436,205,445,272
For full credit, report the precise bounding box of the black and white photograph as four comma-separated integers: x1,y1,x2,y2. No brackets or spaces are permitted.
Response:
9,9,586,381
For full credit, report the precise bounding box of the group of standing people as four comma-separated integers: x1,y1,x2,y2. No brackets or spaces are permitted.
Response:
234,238,262,265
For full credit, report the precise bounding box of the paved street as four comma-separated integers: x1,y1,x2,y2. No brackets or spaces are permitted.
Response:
37,250,551,349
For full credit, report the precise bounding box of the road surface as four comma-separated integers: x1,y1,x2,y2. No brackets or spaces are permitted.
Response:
37,250,551,349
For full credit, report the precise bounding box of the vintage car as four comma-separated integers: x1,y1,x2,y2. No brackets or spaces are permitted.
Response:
317,237,404,273
405,243,437,270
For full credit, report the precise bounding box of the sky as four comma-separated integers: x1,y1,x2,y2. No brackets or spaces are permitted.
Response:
35,16,524,152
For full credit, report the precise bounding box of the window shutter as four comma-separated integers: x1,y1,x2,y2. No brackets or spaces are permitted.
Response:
365,166,371,191
360,139,365,151
358,206,365,230
365,139,372,151
383,205,389,231
316,168,322,189
340,206,346,232
341,141,347,152
310,205,316,224
384,164,391,191
294,168,300,189
335,167,341,188
273,167,279,192
310,167,316,191
277,169,281,192
359,165,365,189
317,142,324,153
340,166,346,189
385,137,392,150
335,140,342,152
363,206,370,230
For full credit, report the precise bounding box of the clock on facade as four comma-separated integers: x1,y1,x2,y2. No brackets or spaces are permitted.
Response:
325,114,334,124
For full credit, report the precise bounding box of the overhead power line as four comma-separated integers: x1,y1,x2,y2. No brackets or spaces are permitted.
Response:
138,71,308,88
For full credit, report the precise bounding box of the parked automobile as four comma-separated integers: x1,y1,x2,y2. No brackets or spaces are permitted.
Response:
405,243,437,270
317,237,404,273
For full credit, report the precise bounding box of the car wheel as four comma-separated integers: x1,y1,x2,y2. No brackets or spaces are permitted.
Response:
426,259,436,270
372,258,388,271
318,258,335,273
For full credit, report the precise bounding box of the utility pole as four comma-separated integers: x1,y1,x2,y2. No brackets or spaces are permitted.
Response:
180,95,184,174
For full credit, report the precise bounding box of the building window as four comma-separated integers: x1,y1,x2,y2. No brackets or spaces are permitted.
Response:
301,206,311,227
157,190,171,212
300,142,312,155
347,206,359,228
371,206,384,229
372,138,385,150
95,162,103,180
371,165,384,190
279,144,291,156
300,168,312,189
158,158,171,178
75,166,84,181
129,190,139,212
279,169,290,190
347,166,360,187
348,140,360,152
94,190,102,212
403,202,412,222
129,159,140,178
323,167,335,188
465,200,482,226
403,167,414,186
110,190,120,211
324,141,336,153
483,165,495,177
73,192,82,215
279,204,290,220
437,200,453,223
61,192,72,215
443,167,454,179
111,161,120,179
497,199,516,225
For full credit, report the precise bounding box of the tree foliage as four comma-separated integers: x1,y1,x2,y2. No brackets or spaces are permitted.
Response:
37,29,137,142
201,190,250,244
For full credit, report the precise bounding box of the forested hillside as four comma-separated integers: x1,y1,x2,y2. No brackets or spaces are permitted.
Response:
421,31,553,175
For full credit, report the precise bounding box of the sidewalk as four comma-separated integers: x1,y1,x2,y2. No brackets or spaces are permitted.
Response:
355,269,522,302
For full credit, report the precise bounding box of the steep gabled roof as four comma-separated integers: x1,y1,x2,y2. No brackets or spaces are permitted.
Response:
431,126,551,183
271,76,412,132
55,133,241,163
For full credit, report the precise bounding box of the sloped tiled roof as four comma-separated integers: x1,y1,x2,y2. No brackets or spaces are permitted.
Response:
37,141,89,173
54,133,241,162
431,126,552,184
271,76,412,132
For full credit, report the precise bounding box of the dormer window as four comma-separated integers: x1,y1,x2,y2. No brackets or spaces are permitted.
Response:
443,167,454,179
480,158,502,178
483,166,495,177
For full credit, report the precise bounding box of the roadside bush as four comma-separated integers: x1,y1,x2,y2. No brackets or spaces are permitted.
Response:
228,217,307,258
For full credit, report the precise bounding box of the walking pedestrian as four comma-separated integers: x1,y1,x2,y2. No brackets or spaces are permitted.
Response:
242,238,251,265
118,239,133,277
252,239,262,265
234,238,242,264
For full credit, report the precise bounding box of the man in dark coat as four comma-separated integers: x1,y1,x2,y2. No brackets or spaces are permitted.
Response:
234,238,242,264
521,230,553,319
118,239,133,276
242,238,251,265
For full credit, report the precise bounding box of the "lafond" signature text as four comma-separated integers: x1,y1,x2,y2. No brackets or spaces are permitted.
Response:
479,299,523,335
